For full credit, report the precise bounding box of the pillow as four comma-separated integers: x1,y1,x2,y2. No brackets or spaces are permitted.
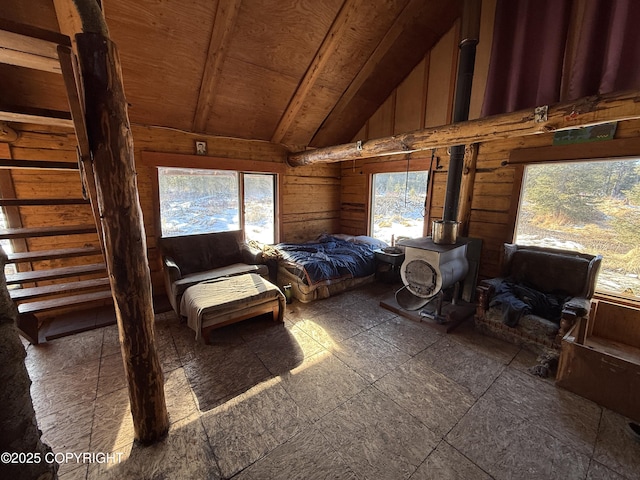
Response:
354,235,388,249
329,233,356,242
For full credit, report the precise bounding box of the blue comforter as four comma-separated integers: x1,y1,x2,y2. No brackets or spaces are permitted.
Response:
276,236,377,286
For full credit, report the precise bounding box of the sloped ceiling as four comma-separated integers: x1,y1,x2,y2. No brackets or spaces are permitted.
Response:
0,0,461,149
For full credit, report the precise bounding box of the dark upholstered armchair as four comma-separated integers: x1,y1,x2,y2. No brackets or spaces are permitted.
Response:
158,230,267,314
475,243,602,349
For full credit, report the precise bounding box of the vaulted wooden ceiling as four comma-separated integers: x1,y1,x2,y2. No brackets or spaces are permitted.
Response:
0,0,461,149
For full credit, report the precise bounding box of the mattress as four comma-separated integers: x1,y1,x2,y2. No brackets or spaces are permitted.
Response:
273,234,384,302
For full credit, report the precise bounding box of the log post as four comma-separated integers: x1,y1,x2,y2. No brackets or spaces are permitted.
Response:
457,143,478,236
74,29,168,443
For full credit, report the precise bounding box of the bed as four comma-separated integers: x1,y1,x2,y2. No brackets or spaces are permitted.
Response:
270,234,387,303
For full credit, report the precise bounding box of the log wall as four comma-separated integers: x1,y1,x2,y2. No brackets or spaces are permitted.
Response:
468,117,640,280
339,16,466,239
2,123,340,294
338,0,640,282
2,124,103,280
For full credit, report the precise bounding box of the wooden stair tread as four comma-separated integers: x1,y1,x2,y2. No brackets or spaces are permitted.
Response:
0,198,89,206
7,246,102,263
18,290,113,315
10,277,110,301
0,224,96,239
6,263,106,284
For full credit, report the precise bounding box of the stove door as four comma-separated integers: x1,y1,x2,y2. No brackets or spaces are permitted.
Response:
404,259,438,297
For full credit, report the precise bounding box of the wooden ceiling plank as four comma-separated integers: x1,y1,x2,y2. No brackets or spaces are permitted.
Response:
310,0,422,144
270,0,355,144
192,0,242,133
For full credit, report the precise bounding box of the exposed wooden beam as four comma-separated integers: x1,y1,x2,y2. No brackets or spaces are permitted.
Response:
0,122,18,143
288,89,640,166
311,0,458,147
270,0,355,144
192,0,242,133
0,104,73,128
53,0,85,44
320,0,420,137
0,18,70,73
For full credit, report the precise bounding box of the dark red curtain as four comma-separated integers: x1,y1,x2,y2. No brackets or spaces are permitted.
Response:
565,0,640,100
481,0,572,116
481,0,640,117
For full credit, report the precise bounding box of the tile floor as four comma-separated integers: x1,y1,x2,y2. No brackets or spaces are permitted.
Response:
23,282,640,479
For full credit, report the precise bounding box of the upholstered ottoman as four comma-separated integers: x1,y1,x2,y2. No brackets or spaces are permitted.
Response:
180,273,285,343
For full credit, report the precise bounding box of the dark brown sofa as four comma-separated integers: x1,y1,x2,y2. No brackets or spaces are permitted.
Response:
475,243,602,350
158,230,268,314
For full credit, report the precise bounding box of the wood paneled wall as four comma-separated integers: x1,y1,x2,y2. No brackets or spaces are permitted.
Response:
340,16,465,239
3,123,340,293
338,0,640,283
468,117,640,279
2,124,103,277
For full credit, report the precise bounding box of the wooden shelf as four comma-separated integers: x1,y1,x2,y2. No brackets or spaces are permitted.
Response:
10,277,110,301
0,198,89,206
6,263,106,284
0,224,96,239
7,246,102,263
17,289,113,316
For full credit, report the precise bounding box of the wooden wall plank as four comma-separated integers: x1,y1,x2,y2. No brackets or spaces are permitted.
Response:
394,57,426,134
368,95,395,139
424,23,457,127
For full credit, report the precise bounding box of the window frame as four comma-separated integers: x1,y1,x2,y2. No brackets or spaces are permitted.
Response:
362,157,431,240
508,139,640,307
142,152,284,243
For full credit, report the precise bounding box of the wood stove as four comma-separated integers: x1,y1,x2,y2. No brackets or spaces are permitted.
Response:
384,237,480,332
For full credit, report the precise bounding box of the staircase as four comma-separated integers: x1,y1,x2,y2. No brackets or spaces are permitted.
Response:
0,20,113,344
0,196,112,344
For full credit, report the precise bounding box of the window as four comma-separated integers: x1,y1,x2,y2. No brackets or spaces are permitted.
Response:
515,159,640,301
243,173,276,244
370,171,428,244
158,167,276,243
0,207,16,276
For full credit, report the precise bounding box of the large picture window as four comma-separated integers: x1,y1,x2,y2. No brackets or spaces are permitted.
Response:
370,171,428,244
158,167,276,244
515,158,640,301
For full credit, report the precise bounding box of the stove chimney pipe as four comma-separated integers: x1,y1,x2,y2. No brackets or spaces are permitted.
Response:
442,0,481,222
